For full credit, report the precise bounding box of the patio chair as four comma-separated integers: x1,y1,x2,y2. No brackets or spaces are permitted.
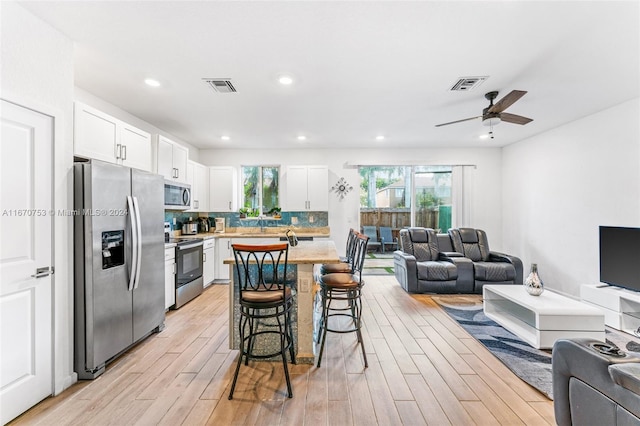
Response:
362,226,381,252
379,226,398,253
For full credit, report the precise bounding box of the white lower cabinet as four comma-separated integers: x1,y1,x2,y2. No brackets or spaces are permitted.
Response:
164,247,176,309
214,238,232,281
203,239,215,287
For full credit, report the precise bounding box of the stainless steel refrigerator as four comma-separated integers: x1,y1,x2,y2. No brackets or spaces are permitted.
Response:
74,160,165,379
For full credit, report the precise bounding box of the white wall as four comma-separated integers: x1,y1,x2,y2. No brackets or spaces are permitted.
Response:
503,98,640,297
199,147,504,255
1,1,76,393
74,88,200,162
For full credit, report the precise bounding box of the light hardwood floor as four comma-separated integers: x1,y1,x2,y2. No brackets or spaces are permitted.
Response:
12,276,555,425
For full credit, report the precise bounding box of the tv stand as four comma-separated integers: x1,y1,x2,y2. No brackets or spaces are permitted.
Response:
581,284,640,336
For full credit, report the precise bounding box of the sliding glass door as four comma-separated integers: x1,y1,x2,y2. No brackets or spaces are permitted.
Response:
359,165,452,232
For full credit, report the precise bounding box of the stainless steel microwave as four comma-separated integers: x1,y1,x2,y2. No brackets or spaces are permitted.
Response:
164,181,191,210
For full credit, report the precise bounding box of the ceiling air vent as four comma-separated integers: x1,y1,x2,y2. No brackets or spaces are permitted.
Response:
449,76,488,92
203,78,237,93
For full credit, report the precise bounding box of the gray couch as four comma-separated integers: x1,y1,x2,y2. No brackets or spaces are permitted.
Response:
553,338,640,426
394,227,523,294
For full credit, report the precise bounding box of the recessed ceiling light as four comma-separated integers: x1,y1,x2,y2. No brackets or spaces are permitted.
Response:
297,135,307,141
221,135,231,141
144,78,161,87
479,134,490,140
376,135,385,141
279,75,294,85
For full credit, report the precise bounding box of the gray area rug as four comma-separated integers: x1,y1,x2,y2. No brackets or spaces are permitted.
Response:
432,296,640,400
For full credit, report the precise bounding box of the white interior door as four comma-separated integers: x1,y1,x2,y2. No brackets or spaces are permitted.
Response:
0,100,53,424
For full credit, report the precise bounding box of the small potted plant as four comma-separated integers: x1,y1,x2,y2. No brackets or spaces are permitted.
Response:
238,207,249,219
268,206,282,219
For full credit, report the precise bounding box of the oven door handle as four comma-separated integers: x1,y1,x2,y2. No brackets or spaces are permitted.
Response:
127,196,138,292
177,242,203,250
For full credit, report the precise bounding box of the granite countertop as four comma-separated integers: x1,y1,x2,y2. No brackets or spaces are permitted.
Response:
223,240,340,265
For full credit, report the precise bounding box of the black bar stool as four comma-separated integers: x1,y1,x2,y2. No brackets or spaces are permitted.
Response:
316,232,369,368
320,228,357,274
228,243,295,400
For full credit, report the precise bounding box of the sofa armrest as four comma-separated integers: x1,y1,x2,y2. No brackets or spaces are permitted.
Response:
553,338,640,426
440,255,474,293
440,251,463,258
489,251,524,284
609,363,640,396
393,250,418,292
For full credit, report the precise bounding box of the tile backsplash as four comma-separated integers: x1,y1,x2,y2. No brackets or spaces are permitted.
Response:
164,210,328,232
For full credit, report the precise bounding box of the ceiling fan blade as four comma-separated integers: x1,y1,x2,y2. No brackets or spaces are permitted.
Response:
500,112,533,125
488,90,527,113
435,116,481,127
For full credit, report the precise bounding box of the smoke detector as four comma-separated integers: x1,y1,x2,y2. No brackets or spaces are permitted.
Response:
449,76,488,91
203,79,237,93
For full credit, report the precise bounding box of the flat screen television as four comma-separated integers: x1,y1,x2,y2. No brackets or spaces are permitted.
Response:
599,226,640,292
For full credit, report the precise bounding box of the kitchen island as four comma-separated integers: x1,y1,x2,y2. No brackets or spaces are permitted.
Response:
224,240,340,363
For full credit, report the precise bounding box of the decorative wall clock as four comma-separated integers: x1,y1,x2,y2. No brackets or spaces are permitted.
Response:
331,177,353,200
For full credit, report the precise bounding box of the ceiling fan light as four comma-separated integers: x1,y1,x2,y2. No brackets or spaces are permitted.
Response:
482,117,501,126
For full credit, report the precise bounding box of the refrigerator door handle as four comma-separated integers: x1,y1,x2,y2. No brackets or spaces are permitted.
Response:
132,196,143,289
127,195,138,292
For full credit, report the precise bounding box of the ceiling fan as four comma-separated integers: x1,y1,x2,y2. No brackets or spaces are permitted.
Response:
435,90,533,128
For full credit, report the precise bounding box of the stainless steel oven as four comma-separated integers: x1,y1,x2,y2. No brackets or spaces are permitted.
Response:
172,238,203,308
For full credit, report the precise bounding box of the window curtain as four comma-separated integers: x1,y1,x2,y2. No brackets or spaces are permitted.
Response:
451,165,475,228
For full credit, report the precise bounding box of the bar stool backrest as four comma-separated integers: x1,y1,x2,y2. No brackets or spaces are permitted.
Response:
345,228,358,263
351,232,370,281
232,243,289,292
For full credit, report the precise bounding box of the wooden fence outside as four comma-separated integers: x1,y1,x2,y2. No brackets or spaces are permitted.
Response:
360,208,443,233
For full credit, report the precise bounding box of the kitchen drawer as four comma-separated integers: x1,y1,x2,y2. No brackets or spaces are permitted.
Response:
164,247,175,261
203,238,215,250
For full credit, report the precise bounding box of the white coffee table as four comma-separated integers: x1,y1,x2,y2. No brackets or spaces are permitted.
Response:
483,285,605,349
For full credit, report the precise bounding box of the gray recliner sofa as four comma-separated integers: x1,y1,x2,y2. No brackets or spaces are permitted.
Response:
553,338,640,426
394,227,474,293
394,227,523,294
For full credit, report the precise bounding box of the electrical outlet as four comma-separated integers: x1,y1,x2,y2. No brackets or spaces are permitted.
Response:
309,215,314,223
291,216,298,225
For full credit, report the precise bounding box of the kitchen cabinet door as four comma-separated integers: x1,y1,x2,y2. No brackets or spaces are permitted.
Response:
74,102,119,164
156,135,189,184
209,167,237,212
286,165,328,211
195,163,210,212
172,143,188,184
203,241,215,287
120,122,151,172
286,166,308,211
214,238,232,280
186,161,210,212
306,165,329,210
74,102,152,171
157,136,174,180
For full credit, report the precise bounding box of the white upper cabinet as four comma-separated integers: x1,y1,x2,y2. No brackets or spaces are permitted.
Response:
209,166,237,212
186,160,210,212
156,135,188,184
286,165,328,211
74,102,151,171
119,122,152,172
